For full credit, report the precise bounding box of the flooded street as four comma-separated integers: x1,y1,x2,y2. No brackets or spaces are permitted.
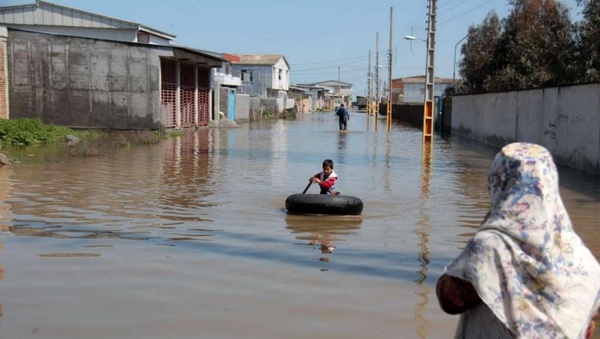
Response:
0,112,599,339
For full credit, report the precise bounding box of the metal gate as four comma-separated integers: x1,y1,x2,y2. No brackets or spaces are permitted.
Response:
180,63,195,128
161,60,212,128
198,89,209,126
161,59,177,128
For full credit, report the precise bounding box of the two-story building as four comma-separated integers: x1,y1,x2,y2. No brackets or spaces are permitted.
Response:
229,54,293,114
0,0,225,130
231,54,290,98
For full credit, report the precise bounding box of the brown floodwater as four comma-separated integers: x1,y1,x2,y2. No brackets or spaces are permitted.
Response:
0,112,599,339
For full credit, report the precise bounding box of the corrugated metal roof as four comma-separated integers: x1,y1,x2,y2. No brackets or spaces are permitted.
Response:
310,80,353,87
233,54,289,69
0,0,176,40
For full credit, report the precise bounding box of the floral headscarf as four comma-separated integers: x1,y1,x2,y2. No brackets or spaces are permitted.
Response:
445,142,600,338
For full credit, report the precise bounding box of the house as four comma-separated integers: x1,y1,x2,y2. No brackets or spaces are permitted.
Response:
0,0,225,130
231,54,290,98
288,84,327,113
391,76,453,104
300,80,353,110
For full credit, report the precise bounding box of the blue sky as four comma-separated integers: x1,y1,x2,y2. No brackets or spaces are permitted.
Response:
4,0,583,96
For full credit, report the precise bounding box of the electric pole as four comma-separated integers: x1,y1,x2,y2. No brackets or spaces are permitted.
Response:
387,7,393,132
367,50,372,115
338,66,341,106
375,31,380,117
423,0,436,143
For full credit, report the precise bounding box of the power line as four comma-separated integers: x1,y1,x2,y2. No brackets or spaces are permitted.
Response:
439,0,495,25
293,57,369,73
291,54,369,66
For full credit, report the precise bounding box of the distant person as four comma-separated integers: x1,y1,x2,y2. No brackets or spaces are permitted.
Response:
309,159,340,195
336,104,349,131
436,142,600,338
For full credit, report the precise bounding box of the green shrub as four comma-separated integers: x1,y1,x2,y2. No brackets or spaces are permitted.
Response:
262,109,276,117
0,118,87,146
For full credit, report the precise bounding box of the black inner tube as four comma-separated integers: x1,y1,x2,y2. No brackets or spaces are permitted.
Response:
285,194,363,215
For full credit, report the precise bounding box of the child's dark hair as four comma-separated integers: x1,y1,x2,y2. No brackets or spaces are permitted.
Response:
322,159,334,168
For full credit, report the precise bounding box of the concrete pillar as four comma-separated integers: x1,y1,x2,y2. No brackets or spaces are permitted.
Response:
0,27,8,120
194,65,199,127
175,62,181,129
214,80,221,121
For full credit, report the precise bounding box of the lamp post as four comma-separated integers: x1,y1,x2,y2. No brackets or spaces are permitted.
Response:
453,34,469,85
403,35,427,42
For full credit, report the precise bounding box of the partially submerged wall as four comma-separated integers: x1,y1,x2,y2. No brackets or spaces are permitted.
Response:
7,29,170,129
452,83,600,174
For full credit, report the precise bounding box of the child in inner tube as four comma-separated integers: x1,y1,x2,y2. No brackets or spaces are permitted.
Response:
309,159,340,195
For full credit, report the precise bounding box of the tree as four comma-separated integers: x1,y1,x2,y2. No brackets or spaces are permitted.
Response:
458,12,502,94
458,0,577,94
493,0,576,90
576,0,600,81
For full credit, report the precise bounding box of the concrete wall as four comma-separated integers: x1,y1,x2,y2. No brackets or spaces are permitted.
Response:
7,29,171,129
235,93,250,122
0,27,7,119
452,83,600,173
380,103,425,128
219,87,230,119
249,97,262,121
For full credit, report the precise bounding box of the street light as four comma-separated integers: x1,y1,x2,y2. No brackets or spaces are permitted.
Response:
403,35,427,42
453,34,469,85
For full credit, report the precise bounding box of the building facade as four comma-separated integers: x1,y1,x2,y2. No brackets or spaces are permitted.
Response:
0,0,224,130
231,54,290,98
391,76,453,104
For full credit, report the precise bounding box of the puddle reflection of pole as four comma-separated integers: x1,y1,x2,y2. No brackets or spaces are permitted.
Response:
414,141,432,339
0,165,13,321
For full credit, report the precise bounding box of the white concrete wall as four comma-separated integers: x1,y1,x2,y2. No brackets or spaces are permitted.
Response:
235,93,250,122
452,83,600,173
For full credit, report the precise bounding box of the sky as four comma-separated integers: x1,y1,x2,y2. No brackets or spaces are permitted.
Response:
3,0,584,97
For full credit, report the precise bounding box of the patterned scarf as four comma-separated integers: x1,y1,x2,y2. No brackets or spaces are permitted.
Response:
445,142,600,338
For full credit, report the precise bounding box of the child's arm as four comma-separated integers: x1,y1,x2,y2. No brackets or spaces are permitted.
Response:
319,176,337,190
310,173,321,183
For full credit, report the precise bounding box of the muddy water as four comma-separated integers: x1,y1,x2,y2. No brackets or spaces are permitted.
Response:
0,113,599,339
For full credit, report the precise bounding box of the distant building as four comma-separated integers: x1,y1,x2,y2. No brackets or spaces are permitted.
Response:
391,76,453,104
299,80,352,110
288,84,328,112
213,53,242,88
230,54,290,98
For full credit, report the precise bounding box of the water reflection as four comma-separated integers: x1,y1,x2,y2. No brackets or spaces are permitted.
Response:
285,214,362,263
0,166,8,321
0,114,599,339
415,141,433,339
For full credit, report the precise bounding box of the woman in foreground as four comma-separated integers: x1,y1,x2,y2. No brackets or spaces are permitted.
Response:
437,142,600,338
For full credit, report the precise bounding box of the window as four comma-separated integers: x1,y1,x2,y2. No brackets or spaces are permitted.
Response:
241,70,252,82
278,69,282,80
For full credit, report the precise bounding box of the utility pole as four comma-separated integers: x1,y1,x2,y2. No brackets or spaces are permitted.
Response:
338,66,341,106
386,7,393,132
375,32,380,117
422,0,436,143
367,50,372,115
